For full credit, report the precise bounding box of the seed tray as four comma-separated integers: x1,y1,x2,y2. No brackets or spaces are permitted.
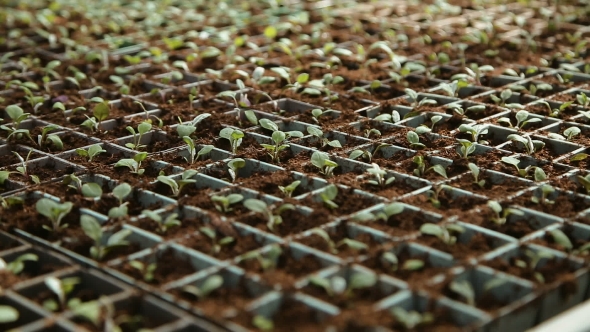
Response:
2,0,590,331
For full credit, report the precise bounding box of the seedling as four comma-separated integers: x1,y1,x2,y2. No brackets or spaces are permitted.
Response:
43,276,81,311
0,305,18,323
36,198,74,232
404,88,437,109
114,152,147,175
141,210,182,234
349,143,389,163
438,80,462,97
62,174,103,199
379,251,425,271
501,156,546,181
497,110,542,129
365,163,395,187
308,271,377,298
81,100,110,133
12,150,40,184
319,184,339,209
412,156,448,179
238,244,282,271
1,105,34,144
181,275,224,299
311,151,339,178
406,131,426,149
354,202,404,223
419,223,465,245
458,124,488,144
548,229,590,255
576,173,590,194
426,185,448,209
390,307,434,330
309,228,368,254
489,89,517,107
306,126,341,148
468,163,486,188
513,249,555,283
80,215,132,261
310,108,336,124
227,158,245,183
0,253,38,275
449,280,476,306
128,260,157,282
457,139,476,159
157,170,198,197
125,121,151,151
177,113,211,138
577,92,589,107
76,144,106,163
211,193,244,213
278,179,300,198
447,104,486,118
199,226,235,254
219,128,244,154
531,184,555,205
244,199,295,232
108,183,132,219
260,129,303,163
506,134,545,155
374,109,401,123
37,125,64,150
487,200,524,225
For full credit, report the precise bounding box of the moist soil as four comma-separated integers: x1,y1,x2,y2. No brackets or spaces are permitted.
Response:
117,248,197,286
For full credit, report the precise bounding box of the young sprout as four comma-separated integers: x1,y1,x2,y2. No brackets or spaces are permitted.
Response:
365,163,395,186
308,271,377,298
487,200,524,225
438,80,461,97
125,121,152,151
548,229,590,255
500,156,546,181
211,193,244,213
374,109,401,123
80,215,132,261
506,134,545,155
114,152,147,175
530,184,555,205
577,92,589,107
108,183,132,219
354,202,404,223
75,144,106,163
497,110,542,129
309,228,368,254
278,180,301,198
449,280,476,306
238,244,283,271
0,305,18,323
457,139,476,159
576,173,590,194
62,174,103,199
81,100,110,133
260,130,303,163
379,251,425,272
37,125,64,151
199,227,235,254
219,128,244,154
319,184,339,209
243,199,295,232
412,156,448,179
183,137,213,164
404,88,437,109
43,276,81,311
141,210,181,234
311,151,339,178
307,126,342,148
406,131,426,149
390,307,434,330
227,158,245,183
310,108,336,124
176,113,211,138
419,223,465,245
35,198,74,232
468,163,486,188
12,151,40,184
0,253,38,275
514,249,555,283
489,89,515,107
1,105,34,144
157,170,198,197
458,124,488,144
128,260,157,282
447,104,486,118
181,275,224,300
